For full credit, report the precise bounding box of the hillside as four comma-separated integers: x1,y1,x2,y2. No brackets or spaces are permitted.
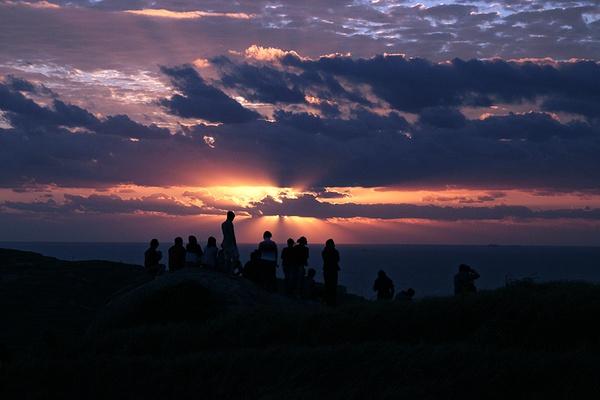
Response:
2,248,600,399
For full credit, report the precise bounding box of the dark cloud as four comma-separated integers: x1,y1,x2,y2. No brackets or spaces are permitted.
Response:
2,193,223,216
213,56,305,104
278,55,600,117
273,108,410,139
248,193,600,221
2,74,600,192
422,192,507,204
418,107,467,129
190,109,600,190
159,65,259,123
212,55,371,107
0,79,170,138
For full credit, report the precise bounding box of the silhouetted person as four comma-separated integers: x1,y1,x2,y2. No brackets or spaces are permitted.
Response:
168,237,186,272
281,238,296,296
202,236,218,269
302,268,317,300
454,264,480,295
144,238,165,276
258,231,278,292
373,270,395,300
396,288,416,302
322,239,340,306
243,249,261,284
294,236,309,295
185,235,203,267
221,211,239,274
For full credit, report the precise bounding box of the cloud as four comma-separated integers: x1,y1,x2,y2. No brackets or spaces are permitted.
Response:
123,8,253,20
210,54,600,122
159,65,260,123
2,193,223,216
3,73,600,192
243,45,303,62
248,193,600,221
422,192,507,204
2,1,60,9
279,54,600,117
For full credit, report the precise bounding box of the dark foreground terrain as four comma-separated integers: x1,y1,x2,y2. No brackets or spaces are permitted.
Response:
2,248,600,399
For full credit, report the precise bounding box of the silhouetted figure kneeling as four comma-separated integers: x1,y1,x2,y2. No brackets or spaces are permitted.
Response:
373,270,395,300
185,235,203,267
168,237,186,272
396,288,415,302
144,238,165,276
454,264,480,295
322,239,340,306
258,231,278,292
202,236,218,270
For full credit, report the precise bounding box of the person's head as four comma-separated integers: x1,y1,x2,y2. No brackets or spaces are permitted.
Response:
325,238,335,248
207,236,217,247
297,236,307,245
175,237,183,246
150,238,159,249
406,288,415,297
263,231,272,240
287,238,294,247
188,235,197,245
226,210,235,221
459,264,470,273
307,268,316,278
378,270,386,278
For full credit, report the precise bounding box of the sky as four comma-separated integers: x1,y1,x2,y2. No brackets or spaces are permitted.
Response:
1,0,600,245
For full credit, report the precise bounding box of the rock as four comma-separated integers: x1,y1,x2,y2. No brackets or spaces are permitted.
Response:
88,268,295,333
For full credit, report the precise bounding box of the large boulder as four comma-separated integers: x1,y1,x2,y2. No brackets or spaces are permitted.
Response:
88,269,294,334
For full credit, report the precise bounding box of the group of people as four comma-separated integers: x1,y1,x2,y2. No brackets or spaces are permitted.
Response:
143,211,342,305
371,264,480,301
145,211,481,305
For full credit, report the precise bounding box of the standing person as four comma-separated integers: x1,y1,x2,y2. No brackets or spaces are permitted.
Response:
168,237,186,272
322,239,340,306
144,238,165,276
185,235,203,267
221,211,239,274
294,236,309,295
258,231,278,292
454,264,480,295
373,270,395,300
281,238,296,296
202,236,218,270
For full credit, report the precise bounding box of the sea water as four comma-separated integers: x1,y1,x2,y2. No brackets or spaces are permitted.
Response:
2,242,600,299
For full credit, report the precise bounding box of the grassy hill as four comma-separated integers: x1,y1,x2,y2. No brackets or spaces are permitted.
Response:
2,248,600,399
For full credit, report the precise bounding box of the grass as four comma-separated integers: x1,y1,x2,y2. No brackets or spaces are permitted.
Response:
2,248,600,398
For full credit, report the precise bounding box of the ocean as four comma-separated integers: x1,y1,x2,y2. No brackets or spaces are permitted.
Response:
2,242,600,299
